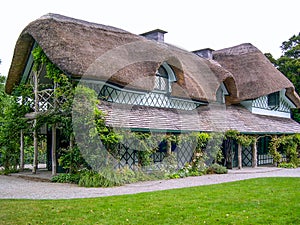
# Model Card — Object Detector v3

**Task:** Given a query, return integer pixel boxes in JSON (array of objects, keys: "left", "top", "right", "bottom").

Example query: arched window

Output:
[
  {"left": 154, "top": 62, "right": 176, "bottom": 93},
  {"left": 216, "top": 82, "right": 229, "bottom": 104}
]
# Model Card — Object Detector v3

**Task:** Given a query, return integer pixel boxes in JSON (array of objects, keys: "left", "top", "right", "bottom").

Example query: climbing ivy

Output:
[
  {"left": 225, "top": 130, "right": 254, "bottom": 147},
  {"left": 31, "top": 46, "right": 79, "bottom": 173},
  {"left": 32, "top": 46, "right": 74, "bottom": 127},
  {"left": 269, "top": 134, "right": 300, "bottom": 167}
]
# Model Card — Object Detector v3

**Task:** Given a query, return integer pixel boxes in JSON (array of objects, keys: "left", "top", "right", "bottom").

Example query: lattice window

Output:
[
  {"left": 151, "top": 151, "right": 167, "bottom": 163},
  {"left": 82, "top": 82, "right": 202, "bottom": 110},
  {"left": 278, "top": 97, "right": 290, "bottom": 112},
  {"left": 252, "top": 93, "right": 290, "bottom": 113},
  {"left": 242, "top": 146, "right": 252, "bottom": 167},
  {"left": 108, "top": 136, "right": 216, "bottom": 171},
  {"left": 79, "top": 61, "right": 204, "bottom": 110},
  {"left": 252, "top": 96, "right": 268, "bottom": 109},
  {"left": 38, "top": 89, "right": 54, "bottom": 111},
  {"left": 177, "top": 140, "right": 195, "bottom": 168}
]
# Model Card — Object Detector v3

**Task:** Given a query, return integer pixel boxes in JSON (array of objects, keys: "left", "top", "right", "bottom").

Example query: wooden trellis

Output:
[{"left": 38, "top": 89, "right": 54, "bottom": 111}]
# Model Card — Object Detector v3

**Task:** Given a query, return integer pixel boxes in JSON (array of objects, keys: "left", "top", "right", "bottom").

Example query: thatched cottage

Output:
[{"left": 5, "top": 14, "right": 300, "bottom": 172}]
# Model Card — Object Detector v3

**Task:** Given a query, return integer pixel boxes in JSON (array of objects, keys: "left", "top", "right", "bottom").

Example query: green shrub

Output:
[
  {"left": 0, "top": 168, "right": 19, "bottom": 175},
  {"left": 58, "top": 146, "right": 87, "bottom": 174},
  {"left": 168, "top": 173, "right": 180, "bottom": 179},
  {"left": 278, "top": 162, "right": 297, "bottom": 168},
  {"left": 206, "top": 163, "right": 228, "bottom": 174},
  {"left": 51, "top": 173, "right": 80, "bottom": 184},
  {"left": 116, "top": 166, "right": 137, "bottom": 183},
  {"left": 78, "top": 169, "right": 122, "bottom": 187},
  {"left": 167, "top": 162, "right": 206, "bottom": 179},
  {"left": 117, "top": 166, "right": 162, "bottom": 184}
]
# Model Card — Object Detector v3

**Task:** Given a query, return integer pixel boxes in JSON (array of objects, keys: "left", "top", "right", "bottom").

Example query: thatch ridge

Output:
[{"left": 39, "top": 13, "right": 130, "bottom": 34}]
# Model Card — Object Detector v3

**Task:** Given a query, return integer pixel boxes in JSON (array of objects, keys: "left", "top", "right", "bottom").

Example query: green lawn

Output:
[{"left": 1, "top": 177, "right": 299, "bottom": 225}]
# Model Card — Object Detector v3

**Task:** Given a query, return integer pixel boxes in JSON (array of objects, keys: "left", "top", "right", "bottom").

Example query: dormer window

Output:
[
  {"left": 154, "top": 66, "right": 168, "bottom": 91},
  {"left": 154, "top": 62, "right": 176, "bottom": 93},
  {"left": 216, "top": 83, "right": 229, "bottom": 104},
  {"left": 268, "top": 92, "right": 280, "bottom": 109}
]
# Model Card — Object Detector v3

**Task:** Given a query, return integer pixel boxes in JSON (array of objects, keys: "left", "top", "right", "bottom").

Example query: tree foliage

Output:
[{"left": 0, "top": 64, "right": 32, "bottom": 170}]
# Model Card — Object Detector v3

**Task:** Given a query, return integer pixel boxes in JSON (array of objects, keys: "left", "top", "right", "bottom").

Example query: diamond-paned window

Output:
[
  {"left": 81, "top": 62, "right": 205, "bottom": 110},
  {"left": 252, "top": 91, "right": 290, "bottom": 113}
]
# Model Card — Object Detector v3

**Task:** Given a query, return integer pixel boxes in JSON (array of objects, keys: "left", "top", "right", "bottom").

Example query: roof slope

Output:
[
  {"left": 99, "top": 101, "right": 300, "bottom": 134},
  {"left": 6, "top": 13, "right": 235, "bottom": 103},
  {"left": 213, "top": 43, "right": 300, "bottom": 106}
]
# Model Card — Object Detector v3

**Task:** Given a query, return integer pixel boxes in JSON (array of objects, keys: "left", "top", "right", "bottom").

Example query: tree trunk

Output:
[
  {"left": 252, "top": 139, "right": 258, "bottom": 168},
  {"left": 52, "top": 124, "right": 57, "bottom": 176},
  {"left": 238, "top": 143, "right": 242, "bottom": 169},
  {"left": 225, "top": 139, "right": 233, "bottom": 169},
  {"left": 166, "top": 138, "right": 172, "bottom": 156},
  {"left": 20, "top": 129, "right": 24, "bottom": 171}
]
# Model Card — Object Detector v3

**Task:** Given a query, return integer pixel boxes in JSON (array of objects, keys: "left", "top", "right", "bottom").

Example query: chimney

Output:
[
  {"left": 140, "top": 29, "right": 167, "bottom": 42},
  {"left": 193, "top": 48, "right": 214, "bottom": 59}
]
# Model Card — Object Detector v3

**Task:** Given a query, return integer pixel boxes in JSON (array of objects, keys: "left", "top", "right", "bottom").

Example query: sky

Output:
[{"left": 0, "top": 0, "right": 299, "bottom": 77}]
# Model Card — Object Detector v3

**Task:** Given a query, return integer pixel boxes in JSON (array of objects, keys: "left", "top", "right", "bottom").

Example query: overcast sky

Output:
[{"left": 0, "top": 0, "right": 299, "bottom": 77}]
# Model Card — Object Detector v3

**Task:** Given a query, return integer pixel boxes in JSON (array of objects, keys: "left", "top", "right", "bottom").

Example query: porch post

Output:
[
  {"left": 238, "top": 143, "right": 242, "bottom": 169},
  {"left": 33, "top": 122, "right": 38, "bottom": 173},
  {"left": 20, "top": 129, "right": 24, "bottom": 171},
  {"left": 51, "top": 123, "right": 57, "bottom": 176},
  {"left": 252, "top": 138, "right": 258, "bottom": 168},
  {"left": 51, "top": 82, "right": 58, "bottom": 176},
  {"left": 32, "top": 71, "right": 39, "bottom": 174}
]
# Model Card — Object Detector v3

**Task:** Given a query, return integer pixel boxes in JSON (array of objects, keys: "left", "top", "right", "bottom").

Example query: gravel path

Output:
[{"left": 1, "top": 167, "right": 299, "bottom": 199}]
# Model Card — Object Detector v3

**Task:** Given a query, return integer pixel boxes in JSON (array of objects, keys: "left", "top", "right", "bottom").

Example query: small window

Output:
[
  {"left": 268, "top": 92, "right": 280, "bottom": 108},
  {"left": 154, "top": 63, "right": 176, "bottom": 93},
  {"left": 216, "top": 83, "right": 228, "bottom": 104},
  {"left": 154, "top": 66, "right": 168, "bottom": 91}
]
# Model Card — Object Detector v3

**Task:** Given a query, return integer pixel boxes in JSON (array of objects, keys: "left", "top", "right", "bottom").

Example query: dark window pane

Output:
[
  {"left": 268, "top": 92, "right": 279, "bottom": 107},
  {"left": 158, "top": 66, "right": 168, "bottom": 78}
]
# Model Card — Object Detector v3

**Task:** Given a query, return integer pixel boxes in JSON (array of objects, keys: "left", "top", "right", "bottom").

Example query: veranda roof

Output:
[{"left": 98, "top": 101, "right": 300, "bottom": 134}]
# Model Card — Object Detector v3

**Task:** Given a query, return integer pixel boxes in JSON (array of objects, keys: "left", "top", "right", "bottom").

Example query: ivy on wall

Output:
[{"left": 269, "top": 134, "right": 300, "bottom": 166}]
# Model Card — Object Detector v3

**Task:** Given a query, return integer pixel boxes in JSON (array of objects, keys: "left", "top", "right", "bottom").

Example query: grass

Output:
[{"left": 0, "top": 177, "right": 300, "bottom": 224}]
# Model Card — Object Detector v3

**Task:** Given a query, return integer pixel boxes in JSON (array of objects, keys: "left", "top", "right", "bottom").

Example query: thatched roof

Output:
[
  {"left": 99, "top": 101, "right": 300, "bottom": 134},
  {"left": 6, "top": 13, "right": 299, "bottom": 108},
  {"left": 213, "top": 43, "right": 300, "bottom": 106},
  {"left": 6, "top": 13, "right": 235, "bottom": 103}
]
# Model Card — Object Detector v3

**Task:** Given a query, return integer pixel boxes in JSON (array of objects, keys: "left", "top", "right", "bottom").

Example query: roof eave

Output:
[{"left": 5, "top": 33, "right": 35, "bottom": 94}]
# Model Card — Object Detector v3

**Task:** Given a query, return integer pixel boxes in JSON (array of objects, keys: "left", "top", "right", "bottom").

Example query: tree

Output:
[
  {"left": 0, "top": 60, "right": 32, "bottom": 171},
  {"left": 265, "top": 32, "right": 300, "bottom": 122}
]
